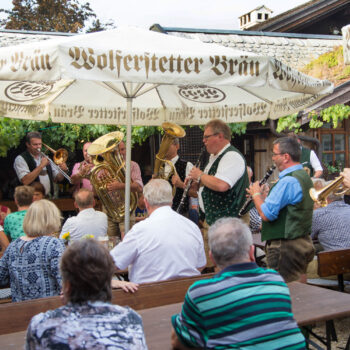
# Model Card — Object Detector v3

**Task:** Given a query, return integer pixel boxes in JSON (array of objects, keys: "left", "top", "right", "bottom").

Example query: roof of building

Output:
[
  {"left": 239, "top": 5, "right": 273, "bottom": 18},
  {"left": 247, "top": 0, "right": 350, "bottom": 32},
  {"left": 0, "top": 28, "right": 73, "bottom": 48},
  {"left": 150, "top": 24, "right": 342, "bottom": 70}
]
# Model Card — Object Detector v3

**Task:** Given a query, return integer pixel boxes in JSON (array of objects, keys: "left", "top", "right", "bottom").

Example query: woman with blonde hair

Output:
[{"left": 0, "top": 200, "right": 65, "bottom": 302}]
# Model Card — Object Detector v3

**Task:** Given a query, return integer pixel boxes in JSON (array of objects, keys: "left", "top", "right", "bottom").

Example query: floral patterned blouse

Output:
[
  {"left": 26, "top": 301, "right": 148, "bottom": 349},
  {"left": 0, "top": 236, "right": 65, "bottom": 302}
]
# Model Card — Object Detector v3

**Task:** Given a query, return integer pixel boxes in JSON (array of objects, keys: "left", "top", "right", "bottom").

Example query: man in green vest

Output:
[
  {"left": 14, "top": 131, "right": 68, "bottom": 197},
  {"left": 187, "top": 119, "right": 250, "bottom": 268},
  {"left": 248, "top": 137, "right": 315, "bottom": 282}
]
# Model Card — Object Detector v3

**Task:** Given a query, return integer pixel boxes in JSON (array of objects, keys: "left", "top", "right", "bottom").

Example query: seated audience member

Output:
[
  {"left": 26, "top": 239, "right": 147, "bottom": 350},
  {"left": 311, "top": 193, "right": 350, "bottom": 251},
  {"left": 60, "top": 189, "right": 107, "bottom": 242},
  {"left": 110, "top": 179, "right": 206, "bottom": 284},
  {"left": 171, "top": 218, "right": 306, "bottom": 350},
  {"left": 31, "top": 181, "right": 46, "bottom": 201},
  {"left": 0, "top": 200, "right": 65, "bottom": 302},
  {"left": 4, "top": 186, "right": 34, "bottom": 240},
  {"left": 0, "top": 203, "right": 11, "bottom": 226},
  {"left": 0, "top": 225, "right": 9, "bottom": 256}
]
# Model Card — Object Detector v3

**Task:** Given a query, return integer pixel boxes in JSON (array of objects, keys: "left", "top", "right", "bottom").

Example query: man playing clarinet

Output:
[{"left": 187, "top": 119, "right": 250, "bottom": 267}]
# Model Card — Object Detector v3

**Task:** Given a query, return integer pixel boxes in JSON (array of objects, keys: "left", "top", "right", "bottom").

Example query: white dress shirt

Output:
[
  {"left": 60, "top": 208, "right": 108, "bottom": 242},
  {"left": 14, "top": 154, "right": 59, "bottom": 195},
  {"left": 110, "top": 206, "right": 206, "bottom": 284},
  {"left": 198, "top": 144, "right": 245, "bottom": 212}
]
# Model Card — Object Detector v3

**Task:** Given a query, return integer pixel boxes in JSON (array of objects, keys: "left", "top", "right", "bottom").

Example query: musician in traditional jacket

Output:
[
  {"left": 14, "top": 132, "right": 68, "bottom": 197},
  {"left": 163, "top": 138, "right": 194, "bottom": 215},
  {"left": 247, "top": 137, "right": 315, "bottom": 283},
  {"left": 187, "top": 119, "right": 250, "bottom": 267}
]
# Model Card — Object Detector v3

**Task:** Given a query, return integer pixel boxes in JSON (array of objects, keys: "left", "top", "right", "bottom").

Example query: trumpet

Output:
[
  {"left": 39, "top": 143, "right": 72, "bottom": 184},
  {"left": 309, "top": 175, "right": 350, "bottom": 207}
]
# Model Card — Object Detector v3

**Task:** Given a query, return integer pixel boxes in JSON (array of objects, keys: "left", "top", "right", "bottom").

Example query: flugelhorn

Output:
[
  {"left": 309, "top": 175, "right": 350, "bottom": 207},
  {"left": 39, "top": 143, "right": 72, "bottom": 183}
]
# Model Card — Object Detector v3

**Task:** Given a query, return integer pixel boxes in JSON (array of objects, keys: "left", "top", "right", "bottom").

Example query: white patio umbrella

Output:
[{"left": 0, "top": 26, "right": 333, "bottom": 232}]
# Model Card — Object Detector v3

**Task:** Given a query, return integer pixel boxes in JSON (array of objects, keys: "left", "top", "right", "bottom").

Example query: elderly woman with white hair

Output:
[{"left": 0, "top": 199, "right": 65, "bottom": 302}]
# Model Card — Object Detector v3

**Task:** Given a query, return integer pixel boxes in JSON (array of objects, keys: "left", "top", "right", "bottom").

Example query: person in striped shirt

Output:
[{"left": 171, "top": 217, "right": 306, "bottom": 350}]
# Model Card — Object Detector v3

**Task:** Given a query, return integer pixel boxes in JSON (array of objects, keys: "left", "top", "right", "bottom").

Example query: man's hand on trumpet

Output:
[{"left": 340, "top": 168, "right": 350, "bottom": 189}]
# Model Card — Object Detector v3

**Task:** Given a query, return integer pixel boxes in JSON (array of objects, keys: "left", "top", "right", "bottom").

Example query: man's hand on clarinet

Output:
[{"left": 247, "top": 181, "right": 263, "bottom": 197}]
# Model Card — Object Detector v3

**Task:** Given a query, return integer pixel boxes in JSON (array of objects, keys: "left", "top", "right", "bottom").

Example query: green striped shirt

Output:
[{"left": 172, "top": 262, "right": 305, "bottom": 349}]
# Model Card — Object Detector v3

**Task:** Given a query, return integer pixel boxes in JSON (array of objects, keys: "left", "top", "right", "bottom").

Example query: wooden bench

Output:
[
  {"left": 317, "top": 248, "right": 350, "bottom": 292},
  {"left": 0, "top": 273, "right": 214, "bottom": 335}
]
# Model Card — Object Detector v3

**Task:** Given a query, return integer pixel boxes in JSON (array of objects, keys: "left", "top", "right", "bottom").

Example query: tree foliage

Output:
[
  {"left": 277, "top": 104, "right": 350, "bottom": 134},
  {"left": 0, "top": 0, "right": 114, "bottom": 33}
]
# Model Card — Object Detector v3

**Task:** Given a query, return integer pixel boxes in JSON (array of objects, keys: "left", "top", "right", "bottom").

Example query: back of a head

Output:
[
  {"left": 274, "top": 136, "right": 301, "bottom": 162},
  {"left": 60, "top": 239, "right": 115, "bottom": 303},
  {"left": 74, "top": 188, "right": 94, "bottom": 209},
  {"left": 143, "top": 179, "right": 172, "bottom": 207},
  {"left": 205, "top": 119, "right": 231, "bottom": 141},
  {"left": 14, "top": 185, "right": 34, "bottom": 207},
  {"left": 23, "top": 199, "right": 61, "bottom": 237},
  {"left": 208, "top": 217, "right": 253, "bottom": 268},
  {"left": 31, "top": 182, "right": 45, "bottom": 196}
]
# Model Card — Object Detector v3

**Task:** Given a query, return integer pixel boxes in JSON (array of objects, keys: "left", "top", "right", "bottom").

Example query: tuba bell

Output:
[
  {"left": 153, "top": 122, "right": 186, "bottom": 190},
  {"left": 309, "top": 175, "right": 350, "bottom": 207},
  {"left": 88, "top": 131, "right": 138, "bottom": 222}
]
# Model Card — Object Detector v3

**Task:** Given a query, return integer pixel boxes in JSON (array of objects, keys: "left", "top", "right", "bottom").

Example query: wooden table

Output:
[{"left": 1, "top": 283, "right": 350, "bottom": 350}]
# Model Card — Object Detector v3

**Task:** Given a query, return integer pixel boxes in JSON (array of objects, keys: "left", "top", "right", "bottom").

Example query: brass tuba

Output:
[
  {"left": 309, "top": 175, "right": 350, "bottom": 207},
  {"left": 88, "top": 131, "right": 137, "bottom": 222},
  {"left": 153, "top": 122, "right": 186, "bottom": 188}
]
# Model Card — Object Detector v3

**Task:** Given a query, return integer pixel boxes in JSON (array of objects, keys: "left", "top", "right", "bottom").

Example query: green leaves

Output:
[{"left": 276, "top": 113, "right": 301, "bottom": 133}]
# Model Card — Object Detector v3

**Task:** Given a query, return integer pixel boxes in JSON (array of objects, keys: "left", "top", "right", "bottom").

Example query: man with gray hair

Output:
[
  {"left": 247, "top": 136, "right": 314, "bottom": 282},
  {"left": 110, "top": 179, "right": 206, "bottom": 284},
  {"left": 171, "top": 217, "right": 306, "bottom": 350},
  {"left": 60, "top": 188, "right": 107, "bottom": 243}
]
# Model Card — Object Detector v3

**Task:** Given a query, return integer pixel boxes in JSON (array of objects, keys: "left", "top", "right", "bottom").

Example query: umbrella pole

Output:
[{"left": 124, "top": 96, "right": 132, "bottom": 234}]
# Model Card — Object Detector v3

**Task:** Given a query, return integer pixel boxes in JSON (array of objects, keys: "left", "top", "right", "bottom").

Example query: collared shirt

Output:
[
  {"left": 71, "top": 162, "right": 93, "bottom": 192},
  {"left": 110, "top": 206, "right": 206, "bottom": 284},
  {"left": 172, "top": 262, "right": 305, "bottom": 349},
  {"left": 14, "top": 154, "right": 59, "bottom": 195},
  {"left": 60, "top": 208, "right": 108, "bottom": 242},
  {"left": 130, "top": 160, "right": 144, "bottom": 189},
  {"left": 311, "top": 200, "right": 350, "bottom": 251},
  {"left": 261, "top": 164, "right": 303, "bottom": 221},
  {"left": 309, "top": 150, "right": 323, "bottom": 172},
  {"left": 199, "top": 144, "right": 245, "bottom": 212},
  {"left": 163, "top": 155, "right": 193, "bottom": 178}
]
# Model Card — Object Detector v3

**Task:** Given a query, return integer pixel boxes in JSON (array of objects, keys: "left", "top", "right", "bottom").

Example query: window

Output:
[
  {"left": 318, "top": 120, "right": 349, "bottom": 169},
  {"left": 257, "top": 13, "right": 262, "bottom": 20},
  {"left": 265, "top": 14, "right": 269, "bottom": 20}
]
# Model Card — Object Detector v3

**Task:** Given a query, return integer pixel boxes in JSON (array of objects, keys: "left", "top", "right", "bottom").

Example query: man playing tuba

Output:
[
  {"left": 88, "top": 133, "right": 143, "bottom": 240},
  {"left": 106, "top": 141, "right": 143, "bottom": 238}
]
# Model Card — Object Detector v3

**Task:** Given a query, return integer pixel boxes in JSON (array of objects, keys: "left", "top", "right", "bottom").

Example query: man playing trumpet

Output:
[
  {"left": 14, "top": 131, "right": 68, "bottom": 197},
  {"left": 71, "top": 142, "right": 94, "bottom": 194}
]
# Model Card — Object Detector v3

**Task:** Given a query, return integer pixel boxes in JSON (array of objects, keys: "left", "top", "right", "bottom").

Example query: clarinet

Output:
[
  {"left": 176, "top": 147, "right": 206, "bottom": 213},
  {"left": 238, "top": 165, "right": 276, "bottom": 218}
]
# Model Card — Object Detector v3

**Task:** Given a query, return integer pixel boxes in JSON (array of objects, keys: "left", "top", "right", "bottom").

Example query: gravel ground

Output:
[
  {"left": 310, "top": 317, "right": 350, "bottom": 349},
  {"left": 306, "top": 286, "right": 350, "bottom": 349}
]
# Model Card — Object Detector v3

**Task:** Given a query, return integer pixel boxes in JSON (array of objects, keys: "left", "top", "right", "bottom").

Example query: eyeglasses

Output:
[
  {"left": 272, "top": 152, "right": 285, "bottom": 157},
  {"left": 203, "top": 133, "right": 218, "bottom": 140}
]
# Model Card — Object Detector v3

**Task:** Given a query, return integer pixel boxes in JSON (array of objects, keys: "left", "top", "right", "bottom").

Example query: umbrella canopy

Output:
[
  {"left": 0, "top": 26, "right": 334, "bottom": 231},
  {"left": 0, "top": 26, "right": 333, "bottom": 125}
]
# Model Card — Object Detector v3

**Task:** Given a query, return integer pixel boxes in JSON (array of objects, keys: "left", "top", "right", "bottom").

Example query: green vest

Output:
[
  {"left": 262, "top": 169, "right": 313, "bottom": 241},
  {"left": 300, "top": 147, "right": 313, "bottom": 177},
  {"left": 201, "top": 145, "right": 249, "bottom": 225}
]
